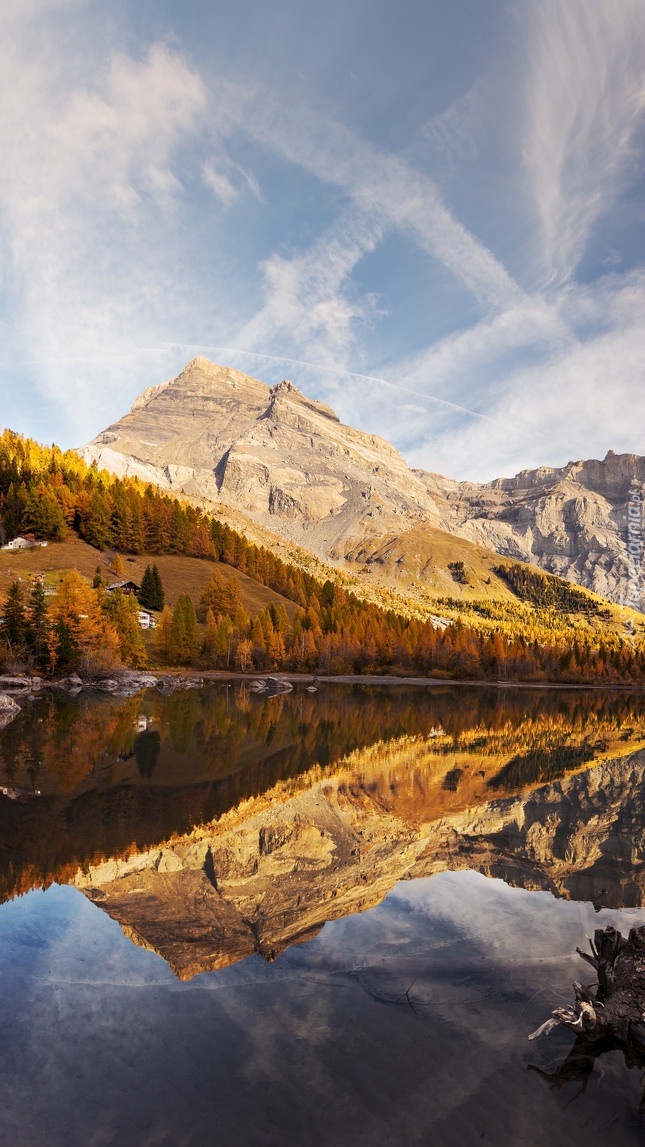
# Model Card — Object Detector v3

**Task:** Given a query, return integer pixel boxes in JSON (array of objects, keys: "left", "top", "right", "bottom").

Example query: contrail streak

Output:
[{"left": 162, "top": 341, "right": 509, "bottom": 428}]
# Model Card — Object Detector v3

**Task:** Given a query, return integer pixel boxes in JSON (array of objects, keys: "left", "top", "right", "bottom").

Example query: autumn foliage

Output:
[{"left": 0, "top": 428, "right": 643, "bottom": 683}]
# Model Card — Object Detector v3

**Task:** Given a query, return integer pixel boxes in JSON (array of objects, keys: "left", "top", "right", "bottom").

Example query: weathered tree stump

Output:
[{"left": 530, "top": 925, "right": 645, "bottom": 1059}]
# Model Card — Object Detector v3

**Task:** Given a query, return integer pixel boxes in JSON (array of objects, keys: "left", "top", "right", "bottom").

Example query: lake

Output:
[{"left": 1, "top": 681, "right": 645, "bottom": 1145}]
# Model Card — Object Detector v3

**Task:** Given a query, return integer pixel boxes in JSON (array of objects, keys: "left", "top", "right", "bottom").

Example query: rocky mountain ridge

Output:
[
  {"left": 418, "top": 451, "right": 645, "bottom": 605},
  {"left": 80, "top": 358, "right": 645, "bottom": 607}
]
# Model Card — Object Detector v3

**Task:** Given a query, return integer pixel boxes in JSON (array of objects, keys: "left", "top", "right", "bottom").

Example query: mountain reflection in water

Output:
[
  {"left": 2, "top": 684, "right": 645, "bottom": 978},
  {"left": 4, "top": 683, "right": 645, "bottom": 1145}
]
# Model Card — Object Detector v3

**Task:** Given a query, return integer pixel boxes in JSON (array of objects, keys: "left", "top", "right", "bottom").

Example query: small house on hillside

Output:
[
  {"left": 1, "top": 535, "right": 48, "bottom": 552},
  {"left": 137, "top": 610, "right": 156, "bottom": 629},
  {"left": 3, "top": 536, "right": 32, "bottom": 551},
  {"left": 106, "top": 580, "right": 140, "bottom": 596}
]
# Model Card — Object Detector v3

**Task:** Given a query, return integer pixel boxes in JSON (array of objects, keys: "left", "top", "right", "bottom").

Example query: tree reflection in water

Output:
[{"left": 0, "top": 682, "right": 644, "bottom": 911}]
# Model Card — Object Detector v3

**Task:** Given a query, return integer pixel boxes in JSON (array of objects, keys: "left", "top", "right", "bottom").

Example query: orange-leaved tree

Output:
[{"left": 48, "top": 571, "right": 121, "bottom": 675}]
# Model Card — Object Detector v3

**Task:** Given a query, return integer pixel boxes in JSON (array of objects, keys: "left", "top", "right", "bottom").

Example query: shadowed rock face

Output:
[
  {"left": 418, "top": 452, "right": 645, "bottom": 606},
  {"left": 80, "top": 358, "right": 644, "bottom": 605},
  {"left": 74, "top": 744, "right": 645, "bottom": 980}
]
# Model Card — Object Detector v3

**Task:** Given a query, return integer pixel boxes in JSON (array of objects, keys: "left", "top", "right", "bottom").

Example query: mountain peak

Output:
[
  {"left": 270, "top": 378, "right": 297, "bottom": 395},
  {"left": 265, "top": 377, "right": 340, "bottom": 424},
  {"left": 80, "top": 359, "right": 645, "bottom": 609}
]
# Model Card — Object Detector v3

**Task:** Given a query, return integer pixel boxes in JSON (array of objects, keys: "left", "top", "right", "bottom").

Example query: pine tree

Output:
[
  {"left": 139, "top": 563, "right": 165, "bottom": 610},
  {"left": 167, "top": 594, "right": 200, "bottom": 666},
  {"left": 154, "top": 606, "right": 173, "bottom": 662},
  {"left": 48, "top": 571, "right": 121, "bottom": 674},
  {"left": 103, "top": 589, "right": 147, "bottom": 668},
  {"left": 199, "top": 569, "right": 227, "bottom": 619},
  {"left": 84, "top": 490, "right": 113, "bottom": 550},
  {"left": 139, "top": 565, "right": 156, "bottom": 609},
  {"left": 92, "top": 565, "right": 104, "bottom": 589},
  {"left": 27, "top": 579, "right": 50, "bottom": 667},
  {"left": 2, "top": 580, "right": 28, "bottom": 650},
  {"left": 25, "top": 484, "right": 67, "bottom": 541},
  {"left": 111, "top": 553, "right": 125, "bottom": 578},
  {"left": 199, "top": 570, "right": 242, "bottom": 619},
  {"left": 201, "top": 607, "right": 220, "bottom": 668},
  {"left": 152, "top": 565, "right": 164, "bottom": 610}
]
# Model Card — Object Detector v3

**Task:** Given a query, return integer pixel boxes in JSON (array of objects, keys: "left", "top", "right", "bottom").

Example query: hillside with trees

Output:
[{"left": 0, "top": 428, "right": 644, "bottom": 684}]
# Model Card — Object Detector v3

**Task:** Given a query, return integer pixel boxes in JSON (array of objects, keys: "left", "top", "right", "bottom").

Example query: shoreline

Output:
[
  {"left": 160, "top": 668, "right": 645, "bottom": 693},
  {"left": 1, "top": 668, "right": 644, "bottom": 699}
]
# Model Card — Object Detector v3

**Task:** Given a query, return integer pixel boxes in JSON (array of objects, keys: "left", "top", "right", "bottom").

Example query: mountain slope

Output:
[
  {"left": 81, "top": 358, "right": 445, "bottom": 550},
  {"left": 81, "top": 358, "right": 645, "bottom": 608},
  {"left": 418, "top": 452, "right": 645, "bottom": 607}
]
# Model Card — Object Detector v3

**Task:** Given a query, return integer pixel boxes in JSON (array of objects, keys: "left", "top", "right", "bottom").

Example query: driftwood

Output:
[{"left": 529, "top": 925, "right": 645, "bottom": 1086}]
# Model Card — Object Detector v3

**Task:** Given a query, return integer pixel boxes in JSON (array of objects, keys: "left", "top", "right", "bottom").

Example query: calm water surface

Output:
[{"left": 1, "top": 682, "right": 645, "bottom": 1146}]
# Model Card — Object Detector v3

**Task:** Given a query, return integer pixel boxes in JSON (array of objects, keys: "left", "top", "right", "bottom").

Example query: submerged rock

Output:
[{"left": 92, "top": 672, "right": 160, "bottom": 697}]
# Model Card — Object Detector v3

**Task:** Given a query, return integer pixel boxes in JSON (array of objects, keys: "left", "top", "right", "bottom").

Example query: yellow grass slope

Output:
[{"left": 0, "top": 535, "right": 300, "bottom": 620}]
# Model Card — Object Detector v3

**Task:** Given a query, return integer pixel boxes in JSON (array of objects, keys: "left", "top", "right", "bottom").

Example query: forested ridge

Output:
[
  {"left": 494, "top": 563, "right": 606, "bottom": 615},
  {"left": 0, "top": 428, "right": 643, "bottom": 683}
]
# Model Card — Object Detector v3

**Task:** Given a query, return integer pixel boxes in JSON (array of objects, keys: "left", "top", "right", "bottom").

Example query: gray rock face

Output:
[
  {"left": 418, "top": 451, "right": 645, "bottom": 607},
  {"left": 80, "top": 358, "right": 645, "bottom": 606},
  {"left": 79, "top": 358, "right": 445, "bottom": 557}
]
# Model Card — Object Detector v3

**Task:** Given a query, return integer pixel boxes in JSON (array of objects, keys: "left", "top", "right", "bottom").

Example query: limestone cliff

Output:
[
  {"left": 80, "top": 358, "right": 442, "bottom": 551},
  {"left": 80, "top": 358, "right": 645, "bottom": 606},
  {"left": 418, "top": 452, "right": 645, "bottom": 607}
]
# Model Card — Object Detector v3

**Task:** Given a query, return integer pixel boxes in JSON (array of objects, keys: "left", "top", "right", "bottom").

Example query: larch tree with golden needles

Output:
[{"left": 48, "top": 571, "right": 121, "bottom": 675}]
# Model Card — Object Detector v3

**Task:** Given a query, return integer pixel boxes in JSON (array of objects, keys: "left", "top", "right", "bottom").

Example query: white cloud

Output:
[
  {"left": 202, "top": 158, "right": 261, "bottom": 208},
  {"left": 418, "top": 82, "right": 485, "bottom": 170},
  {"left": 522, "top": 0, "right": 645, "bottom": 285},
  {"left": 236, "top": 209, "right": 386, "bottom": 366},
  {"left": 0, "top": 14, "right": 210, "bottom": 437},
  {"left": 1, "top": 1, "right": 644, "bottom": 488},
  {"left": 390, "top": 294, "right": 573, "bottom": 398},
  {"left": 402, "top": 273, "right": 645, "bottom": 479},
  {"left": 225, "top": 82, "right": 524, "bottom": 311}
]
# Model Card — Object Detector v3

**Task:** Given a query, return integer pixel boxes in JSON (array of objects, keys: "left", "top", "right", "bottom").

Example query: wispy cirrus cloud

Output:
[
  {"left": 202, "top": 158, "right": 262, "bottom": 208},
  {"left": 523, "top": 0, "right": 645, "bottom": 286},
  {"left": 399, "top": 271, "right": 645, "bottom": 479},
  {"left": 235, "top": 209, "right": 386, "bottom": 366},
  {"left": 223, "top": 81, "right": 524, "bottom": 312},
  {"left": 2, "top": 0, "right": 644, "bottom": 486},
  {"left": 0, "top": 9, "right": 213, "bottom": 437}
]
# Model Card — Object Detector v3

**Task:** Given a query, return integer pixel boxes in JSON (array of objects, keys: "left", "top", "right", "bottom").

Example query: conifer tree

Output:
[
  {"left": 111, "top": 553, "right": 125, "bottom": 578},
  {"left": 201, "top": 608, "right": 220, "bottom": 668},
  {"left": 25, "top": 484, "right": 67, "bottom": 541},
  {"left": 139, "top": 564, "right": 165, "bottom": 611},
  {"left": 27, "top": 579, "right": 50, "bottom": 667},
  {"left": 103, "top": 589, "right": 147, "bottom": 668},
  {"left": 154, "top": 606, "right": 173, "bottom": 663},
  {"left": 2, "top": 580, "right": 28, "bottom": 650},
  {"left": 84, "top": 490, "right": 113, "bottom": 550},
  {"left": 199, "top": 570, "right": 242, "bottom": 619},
  {"left": 168, "top": 594, "right": 200, "bottom": 666},
  {"left": 152, "top": 564, "right": 164, "bottom": 610},
  {"left": 139, "top": 565, "right": 155, "bottom": 609},
  {"left": 48, "top": 571, "right": 121, "bottom": 674}
]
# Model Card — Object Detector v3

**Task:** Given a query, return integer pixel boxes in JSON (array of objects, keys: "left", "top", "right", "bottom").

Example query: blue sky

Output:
[{"left": 1, "top": 0, "right": 645, "bottom": 480}]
